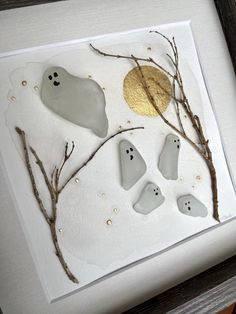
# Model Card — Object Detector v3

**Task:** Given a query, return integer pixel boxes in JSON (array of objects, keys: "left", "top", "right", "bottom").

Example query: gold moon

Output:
[{"left": 123, "top": 65, "right": 172, "bottom": 117}]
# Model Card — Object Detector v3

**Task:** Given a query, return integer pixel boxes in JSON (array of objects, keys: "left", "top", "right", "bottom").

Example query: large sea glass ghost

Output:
[
  {"left": 119, "top": 140, "right": 146, "bottom": 190},
  {"left": 134, "top": 182, "right": 165, "bottom": 215},
  {"left": 177, "top": 194, "right": 208, "bottom": 217},
  {"left": 158, "top": 134, "right": 180, "bottom": 180},
  {"left": 41, "top": 66, "right": 108, "bottom": 137}
]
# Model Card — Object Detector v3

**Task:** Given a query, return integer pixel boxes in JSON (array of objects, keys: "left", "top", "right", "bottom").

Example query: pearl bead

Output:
[{"left": 106, "top": 219, "right": 112, "bottom": 226}]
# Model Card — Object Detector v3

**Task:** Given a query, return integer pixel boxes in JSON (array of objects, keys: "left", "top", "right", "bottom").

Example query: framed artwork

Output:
[{"left": 0, "top": 0, "right": 235, "bottom": 313}]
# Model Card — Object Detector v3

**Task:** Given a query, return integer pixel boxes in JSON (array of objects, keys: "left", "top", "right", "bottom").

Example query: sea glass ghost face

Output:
[
  {"left": 177, "top": 194, "right": 208, "bottom": 217},
  {"left": 41, "top": 66, "right": 108, "bottom": 138},
  {"left": 158, "top": 133, "right": 180, "bottom": 180},
  {"left": 134, "top": 182, "right": 165, "bottom": 215},
  {"left": 119, "top": 140, "right": 146, "bottom": 190}
]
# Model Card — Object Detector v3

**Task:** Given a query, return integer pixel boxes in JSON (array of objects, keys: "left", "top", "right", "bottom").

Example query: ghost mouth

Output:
[{"left": 53, "top": 81, "right": 60, "bottom": 86}]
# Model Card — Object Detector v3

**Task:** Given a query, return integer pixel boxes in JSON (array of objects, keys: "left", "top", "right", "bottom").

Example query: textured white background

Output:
[
  {"left": 1, "top": 22, "right": 236, "bottom": 300},
  {"left": 0, "top": 0, "right": 236, "bottom": 313}
]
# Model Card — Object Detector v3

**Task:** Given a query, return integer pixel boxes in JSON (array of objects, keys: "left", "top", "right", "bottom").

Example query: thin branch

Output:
[
  {"left": 59, "top": 126, "right": 144, "bottom": 193},
  {"left": 90, "top": 43, "right": 174, "bottom": 78},
  {"left": 49, "top": 141, "right": 76, "bottom": 202},
  {"left": 16, "top": 127, "right": 79, "bottom": 283},
  {"left": 15, "top": 127, "right": 51, "bottom": 225},
  {"left": 193, "top": 115, "right": 208, "bottom": 156},
  {"left": 149, "top": 30, "right": 174, "bottom": 50},
  {"left": 148, "top": 76, "right": 182, "bottom": 103},
  {"left": 50, "top": 222, "right": 79, "bottom": 283},
  {"left": 30, "top": 146, "right": 56, "bottom": 202},
  {"left": 50, "top": 166, "right": 56, "bottom": 189},
  {"left": 173, "top": 79, "right": 185, "bottom": 135},
  {"left": 58, "top": 141, "right": 75, "bottom": 179},
  {"left": 29, "top": 146, "right": 58, "bottom": 220},
  {"left": 132, "top": 56, "right": 203, "bottom": 156}
]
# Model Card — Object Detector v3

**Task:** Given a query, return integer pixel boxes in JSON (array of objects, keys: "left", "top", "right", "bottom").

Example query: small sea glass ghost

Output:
[
  {"left": 177, "top": 194, "right": 208, "bottom": 217},
  {"left": 119, "top": 140, "right": 146, "bottom": 190},
  {"left": 41, "top": 66, "right": 108, "bottom": 137},
  {"left": 133, "top": 182, "right": 165, "bottom": 215},
  {"left": 158, "top": 133, "right": 180, "bottom": 180}
]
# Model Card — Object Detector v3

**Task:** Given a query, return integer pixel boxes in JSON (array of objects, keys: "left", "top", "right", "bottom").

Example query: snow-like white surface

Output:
[{"left": 0, "top": 21, "right": 235, "bottom": 301}]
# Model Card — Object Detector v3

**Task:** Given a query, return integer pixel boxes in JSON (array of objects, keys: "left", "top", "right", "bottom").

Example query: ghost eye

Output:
[
  {"left": 174, "top": 140, "right": 176, "bottom": 142},
  {"left": 54, "top": 72, "right": 58, "bottom": 77},
  {"left": 48, "top": 75, "right": 52, "bottom": 80}
]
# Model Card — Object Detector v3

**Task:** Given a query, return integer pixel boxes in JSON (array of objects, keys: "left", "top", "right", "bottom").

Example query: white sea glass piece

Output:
[
  {"left": 41, "top": 66, "right": 108, "bottom": 137},
  {"left": 134, "top": 182, "right": 165, "bottom": 215},
  {"left": 177, "top": 194, "right": 208, "bottom": 217},
  {"left": 158, "top": 133, "right": 180, "bottom": 180},
  {"left": 119, "top": 140, "right": 147, "bottom": 190}
]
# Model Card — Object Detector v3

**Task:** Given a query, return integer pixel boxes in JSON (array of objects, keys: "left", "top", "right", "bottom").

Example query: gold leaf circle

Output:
[{"left": 123, "top": 65, "right": 172, "bottom": 117}]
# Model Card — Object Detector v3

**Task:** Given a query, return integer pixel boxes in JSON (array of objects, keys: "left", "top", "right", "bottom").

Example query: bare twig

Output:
[
  {"left": 16, "top": 127, "right": 79, "bottom": 283},
  {"left": 50, "top": 166, "right": 56, "bottom": 189},
  {"left": 90, "top": 43, "right": 174, "bottom": 79},
  {"left": 30, "top": 146, "right": 56, "bottom": 203},
  {"left": 50, "top": 221, "right": 79, "bottom": 283},
  {"left": 132, "top": 56, "right": 204, "bottom": 156},
  {"left": 173, "top": 80, "right": 185, "bottom": 135},
  {"left": 57, "top": 142, "right": 75, "bottom": 183}
]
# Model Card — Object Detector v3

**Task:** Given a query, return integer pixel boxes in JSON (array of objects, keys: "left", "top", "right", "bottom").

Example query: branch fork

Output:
[
  {"left": 90, "top": 31, "right": 219, "bottom": 222},
  {"left": 16, "top": 126, "right": 144, "bottom": 283}
]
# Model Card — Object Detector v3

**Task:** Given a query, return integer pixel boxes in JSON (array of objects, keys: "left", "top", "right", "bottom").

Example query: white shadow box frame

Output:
[{"left": 0, "top": 0, "right": 235, "bottom": 313}]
